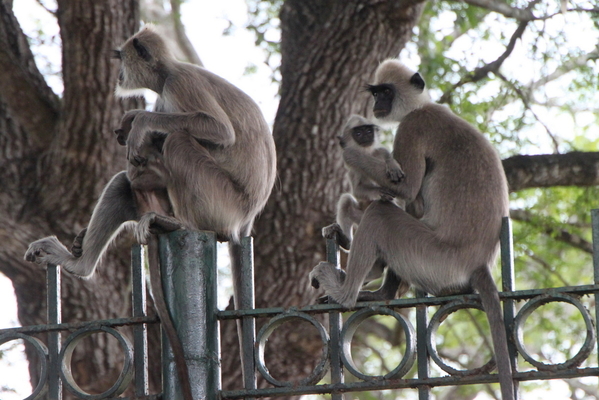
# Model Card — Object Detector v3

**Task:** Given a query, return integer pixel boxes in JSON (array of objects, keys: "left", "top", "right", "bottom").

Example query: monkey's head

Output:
[
  {"left": 367, "top": 60, "right": 431, "bottom": 122},
  {"left": 113, "top": 25, "right": 174, "bottom": 97},
  {"left": 338, "top": 115, "right": 379, "bottom": 149}
]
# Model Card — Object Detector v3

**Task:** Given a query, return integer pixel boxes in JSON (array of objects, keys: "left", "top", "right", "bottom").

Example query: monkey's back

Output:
[
  {"left": 158, "top": 63, "right": 276, "bottom": 238},
  {"left": 395, "top": 103, "right": 509, "bottom": 266}
]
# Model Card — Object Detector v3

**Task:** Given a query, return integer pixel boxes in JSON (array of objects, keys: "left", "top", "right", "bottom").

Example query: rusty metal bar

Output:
[
  {"left": 240, "top": 236, "right": 257, "bottom": 397},
  {"left": 326, "top": 238, "right": 344, "bottom": 400},
  {"left": 47, "top": 263, "right": 62, "bottom": 400},
  {"left": 131, "top": 244, "right": 149, "bottom": 397},
  {"left": 591, "top": 209, "right": 599, "bottom": 368},
  {"left": 159, "top": 230, "right": 220, "bottom": 399},
  {"left": 500, "top": 216, "right": 519, "bottom": 398},
  {"left": 415, "top": 289, "right": 430, "bottom": 400},
  {"left": 220, "top": 365, "right": 599, "bottom": 399}
]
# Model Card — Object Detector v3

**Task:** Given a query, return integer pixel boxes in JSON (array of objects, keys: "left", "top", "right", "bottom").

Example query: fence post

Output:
[
  {"left": 591, "top": 209, "right": 599, "bottom": 368},
  {"left": 47, "top": 264, "right": 62, "bottom": 400},
  {"left": 326, "top": 238, "right": 344, "bottom": 400},
  {"left": 159, "top": 230, "right": 220, "bottom": 399}
]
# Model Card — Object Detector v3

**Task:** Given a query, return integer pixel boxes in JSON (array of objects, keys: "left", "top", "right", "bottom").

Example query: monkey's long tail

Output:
[
  {"left": 470, "top": 265, "right": 515, "bottom": 400},
  {"left": 148, "top": 234, "right": 194, "bottom": 400}
]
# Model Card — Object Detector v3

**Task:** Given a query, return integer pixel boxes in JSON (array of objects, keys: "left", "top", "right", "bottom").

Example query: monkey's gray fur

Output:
[
  {"left": 310, "top": 59, "right": 514, "bottom": 400},
  {"left": 25, "top": 25, "right": 277, "bottom": 398},
  {"left": 323, "top": 114, "right": 404, "bottom": 249},
  {"left": 25, "top": 24, "right": 276, "bottom": 280}
]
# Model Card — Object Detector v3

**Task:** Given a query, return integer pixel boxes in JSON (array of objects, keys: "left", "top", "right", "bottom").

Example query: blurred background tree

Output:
[{"left": 0, "top": 0, "right": 597, "bottom": 399}]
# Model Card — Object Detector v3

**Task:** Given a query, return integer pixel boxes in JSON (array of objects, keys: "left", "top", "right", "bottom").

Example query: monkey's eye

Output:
[{"left": 383, "top": 88, "right": 392, "bottom": 96}]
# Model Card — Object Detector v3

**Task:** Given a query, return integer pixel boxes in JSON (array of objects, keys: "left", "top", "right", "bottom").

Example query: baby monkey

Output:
[
  {"left": 323, "top": 114, "right": 404, "bottom": 250},
  {"left": 319, "top": 115, "right": 408, "bottom": 302}
]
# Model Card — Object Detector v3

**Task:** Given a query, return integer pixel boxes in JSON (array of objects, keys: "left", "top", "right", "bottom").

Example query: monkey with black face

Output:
[
  {"left": 25, "top": 25, "right": 277, "bottom": 399},
  {"left": 310, "top": 60, "right": 514, "bottom": 399},
  {"left": 323, "top": 114, "right": 404, "bottom": 250}
]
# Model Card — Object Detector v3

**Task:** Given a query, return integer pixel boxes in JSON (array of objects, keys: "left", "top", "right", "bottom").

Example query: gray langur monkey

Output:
[
  {"left": 310, "top": 60, "right": 514, "bottom": 400},
  {"left": 322, "top": 114, "right": 405, "bottom": 250},
  {"left": 25, "top": 25, "right": 277, "bottom": 400}
]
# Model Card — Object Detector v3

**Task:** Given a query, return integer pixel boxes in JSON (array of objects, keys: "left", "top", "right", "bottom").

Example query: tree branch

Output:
[
  {"left": 439, "top": 19, "right": 528, "bottom": 104},
  {"left": 503, "top": 152, "right": 599, "bottom": 192},
  {"left": 447, "top": 0, "right": 535, "bottom": 21},
  {"left": 510, "top": 209, "right": 593, "bottom": 254},
  {"left": 0, "top": 1, "right": 59, "bottom": 145}
]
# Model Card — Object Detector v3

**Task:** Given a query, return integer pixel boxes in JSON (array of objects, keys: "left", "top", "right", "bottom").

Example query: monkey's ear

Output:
[
  {"left": 133, "top": 38, "right": 152, "bottom": 61},
  {"left": 410, "top": 73, "right": 425, "bottom": 92}
]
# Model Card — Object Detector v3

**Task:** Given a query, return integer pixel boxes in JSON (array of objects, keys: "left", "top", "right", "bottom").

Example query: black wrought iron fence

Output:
[{"left": 1, "top": 212, "right": 599, "bottom": 399}]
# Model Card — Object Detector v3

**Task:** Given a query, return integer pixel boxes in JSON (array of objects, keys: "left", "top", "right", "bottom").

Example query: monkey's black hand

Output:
[
  {"left": 322, "top": 223, "right": 351, "bottom": 250},
  {"left": 115, "top": 109, "right": 145, "bottom": 146},
  {"left": 71, "top": 228, "right": 87, "bottom": 258},
  {"left": 386, "top": 165, "right": 405, "bottom": 184},
  {"left": 379, "top": 188, "right": 399, "bottom": 202}
]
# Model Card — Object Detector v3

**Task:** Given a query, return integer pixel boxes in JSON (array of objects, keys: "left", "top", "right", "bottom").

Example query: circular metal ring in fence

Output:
[
  {"left": 59, "top": 326, "right": 134, "bottom": 399},
  {"left": 514, "top": 293, "right": 595, "bottom": 371},
  {"left": 0, "top": 333, "right": 48, "bottom": 400},
  {"left": 340, "top": 306, "right": 416, "bottom": 381},
  {"left": 427, "top": 299, "right": 497, "bottom": 376},
  {"left": 255, "top": 311, "right": 330, "bottom": 387}
]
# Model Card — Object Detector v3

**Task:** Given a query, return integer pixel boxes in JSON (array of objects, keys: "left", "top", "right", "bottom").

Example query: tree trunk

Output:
[
  {"left": 0, "top": 0, "right": 163, "bottom": 396},
  {"left": 220, "top": 0, "right": 427, "bottom": 391}
]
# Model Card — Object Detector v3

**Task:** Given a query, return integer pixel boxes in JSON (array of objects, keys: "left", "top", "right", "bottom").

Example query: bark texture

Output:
[
  {"left": 0, "top": 0, "right": 163, "bottom": 396},
  {"left": 220, "top": 0, "right": 427, "bottom": 392}
]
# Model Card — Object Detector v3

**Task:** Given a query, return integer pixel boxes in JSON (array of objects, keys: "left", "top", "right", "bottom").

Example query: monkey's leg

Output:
[
  {"left": 356, "top": 266, "right": 409, "bottom": 302},
  {"left": 25, "top": 171, "right": 137, "bottom": 277}
]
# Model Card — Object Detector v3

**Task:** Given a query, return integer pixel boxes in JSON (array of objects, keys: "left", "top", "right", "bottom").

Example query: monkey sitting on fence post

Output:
[
  {"left": 25, "top": 24, "right": 277, "bottom": 400},
  {"left": 310, "top": 60, "right": 514, "bottom": 400}
]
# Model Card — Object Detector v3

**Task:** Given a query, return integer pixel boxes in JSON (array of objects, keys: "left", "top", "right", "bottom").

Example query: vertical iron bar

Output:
[
  {"left": 47, "top": 264, "right": 62, "bottom": 400},
  {"left": 240, "top": 236, "right": 257, "bottom": 397},
  {"left": 415, "top": 289, "right": 430, "bottom": 400},
  {"left": 500, "top": 216, "right": 519, "bottom": 399},
  {"left": 326, "top": 238, "right": 344, "bottom": 400},
  {"left": 160, "top": 230, "right": 220, "bottom": 399},
  {"left": 591, "top": 209, "right": 599, "bottom": 369},
  {"left": 131, "top": 244, "right": 149, "bottom": 396}
]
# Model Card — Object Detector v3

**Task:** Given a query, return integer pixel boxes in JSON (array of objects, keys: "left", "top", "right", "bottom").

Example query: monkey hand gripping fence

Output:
[{"left": 3, "top": 213, "right": 599, "bottom": 399}]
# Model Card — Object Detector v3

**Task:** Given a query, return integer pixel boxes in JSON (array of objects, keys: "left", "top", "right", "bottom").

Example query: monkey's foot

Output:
[
  {"left": 71, "top": 228, "right": 87, "bottom": 258},
  {"left": 24, "top": 236, "right": 71, "bottom": 266},
  {"left": 135, "top": 212, "right": 184, "bottom": 245},
  {"left": 386, "top": 165, "right": 405, "bottom": 184},
  {"left": 321, "top": 223, "right": 351, "bottom": 250},
  {"left": 309, "top": 261, "right": 348, "bottom": 304}
]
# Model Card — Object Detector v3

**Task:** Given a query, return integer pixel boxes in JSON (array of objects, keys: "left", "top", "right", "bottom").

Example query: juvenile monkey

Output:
[
  {"left": 323, "top": 114, "right": 404, "bottom": 250},
  {"left": 310, "top": 60, "right": 514, "bottom": 399},
  {"left": 25, "top": 25, "right": 277, "bottom": 398}
]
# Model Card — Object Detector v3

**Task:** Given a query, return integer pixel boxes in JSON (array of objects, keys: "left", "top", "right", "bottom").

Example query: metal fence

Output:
[{"left": 1, "top": 212, "right": 599, "bottom": 399}]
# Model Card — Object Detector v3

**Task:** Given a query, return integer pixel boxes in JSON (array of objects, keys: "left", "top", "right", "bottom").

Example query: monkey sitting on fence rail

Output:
[{"left": 310, "top": 60, "right": 514, "bottom": 400}]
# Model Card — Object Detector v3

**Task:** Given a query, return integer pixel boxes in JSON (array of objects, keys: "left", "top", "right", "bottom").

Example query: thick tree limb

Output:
[
  {"left": 503, "top": 152, "right": 599, "bottom": 192},
  {"left": 0, "top": 1, "right": 59, "bottom": 145}
]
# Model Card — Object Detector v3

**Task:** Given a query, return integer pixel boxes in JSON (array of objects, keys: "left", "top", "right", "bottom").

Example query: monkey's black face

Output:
[
  {"left": 351, "top": 125, "right": 376, "bottom": 147},
  {"left": 367, "top": 84, "right": 395, "bottom": 118}
]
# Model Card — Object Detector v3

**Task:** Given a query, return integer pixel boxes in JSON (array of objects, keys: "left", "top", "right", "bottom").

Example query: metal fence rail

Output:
[{"left": 2, "top": 212, "right": 599, "bottom": 399}]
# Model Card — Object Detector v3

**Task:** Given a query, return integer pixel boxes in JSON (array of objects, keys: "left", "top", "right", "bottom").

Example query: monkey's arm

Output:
[
  {"left": 123, "top": 108, "right": 235, "bottom": 165},
  {"left": 371, "top": 148, "right": 405, "bottom": 184}
]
